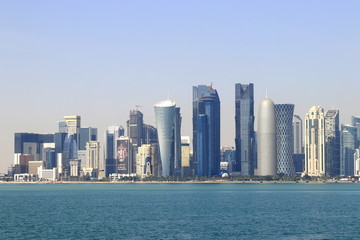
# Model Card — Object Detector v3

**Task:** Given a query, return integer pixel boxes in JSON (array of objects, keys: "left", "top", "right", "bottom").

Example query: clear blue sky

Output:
[{"left": 1, "top": 0, "right": 359, "bottom": 172}]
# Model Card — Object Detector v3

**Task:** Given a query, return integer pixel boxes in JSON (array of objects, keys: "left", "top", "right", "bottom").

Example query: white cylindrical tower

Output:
[
  {"left": 257, "top": 98, "right": 277, "bottom": 176},
  {"left": 154, "top": 100, "right": 176, "bottom": 177}
]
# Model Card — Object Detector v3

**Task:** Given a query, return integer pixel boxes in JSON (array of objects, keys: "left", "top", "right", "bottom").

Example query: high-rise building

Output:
[
  {"left": 293, "top": 115, "right": 303, "bottom": 154},
  {"left": 235, "top": 83, "right": 255, "bottom": 175},
  {"left": 181, "top": 136, "right": 191, "bottom": 177},
  {"left": 340, "top": 124, "right": 357, "bottom": 176},
  {"left": 354, "top": 148, "right": 360, "bottom": 176},
  {"left": 304, "top": 106, "right": 325, "bottom": 177},
  {"left": 62, "top": 134, "right": 78, "bottom": 176},
  {"left": 221, "top": 146, "right": 236, "bottom": 173},
  {"left": 14, "top": 133, "right": 54, "bottom": 165},
  {"left": 78, "top": 127, "right": 98, "bottom": 151},
  {"left": 64, "top": 116, "right": 81, "bottom": 135},
  {"left": 117, "top": 136, "right": 132, "bottom": 174},
  {"left": 143, "top": 124, "right": 158, "bottom": 144},
  {"left": 85, "top": 141, "right": 100, "bottom": 169},
  {"left": 127, "top": 110, "right": 144, "bottom": 147},
  {"left": 193, "top": 84, "right": 221, "bottom": 176},
  {"left": 257, "top": 97, "right": 276, "bottom": 176},
  {"left": 173, "top": 107, "right": 182, "bottom": 176},
  {"left": 352, "top": 116, "right": 360, "bottom": 143},
  {"left": 58, "top": 121, "right": 68, "bottom": 133},
  {"left": 136, "top": 144, "right": 156, "bottom": 179},
  {"left": 324, "top": 110, "right": 340, "bottom": 177},
  {"left": 105, "top": 125, "right": 124, "bottom": 176},
  {"left": 127, "top": 110, "right": 144, "bottom": 173},
  {"left": 154, "top": 100, "right": 176, "bottom": 177},
  {"left": 275, "top": 104, "right": 295, "bottom": 176}
]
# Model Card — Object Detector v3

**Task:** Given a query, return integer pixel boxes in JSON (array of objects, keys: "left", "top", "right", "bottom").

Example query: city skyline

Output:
[{"left": 1, "top": 1, "right": 360, "bottom": 172}]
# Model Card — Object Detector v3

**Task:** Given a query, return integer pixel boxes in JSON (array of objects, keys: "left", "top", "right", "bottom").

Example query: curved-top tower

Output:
[
  {"left": 154, "top": 100, "right": 176, "bottom": 177},
  {"left": 257, "top": 98, "right": 276, "bottom": 176}
]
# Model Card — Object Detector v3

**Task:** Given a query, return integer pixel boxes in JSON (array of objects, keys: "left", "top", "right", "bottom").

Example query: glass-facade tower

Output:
[
  {"left": 235, "top": 83, "right": 255, "bottom": 175},
  {"left": 340, "top": 125, "right": 357, "bottom": 176},
  {"left": 193, "top": 85, "right": 220, "bottom": 176},
  {"left": 325, "top": 110, "right": 340, "bottom": 177},
  {"left": 275, "top": 104, "right": 295, "bottom": 176}
]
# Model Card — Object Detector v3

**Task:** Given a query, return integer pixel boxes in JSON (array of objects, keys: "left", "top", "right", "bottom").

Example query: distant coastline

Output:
[{"left": 0, "top": 180, "right": 356, "bottom": 184}]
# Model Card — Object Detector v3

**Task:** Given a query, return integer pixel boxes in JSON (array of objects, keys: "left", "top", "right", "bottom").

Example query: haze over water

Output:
[{"left": 1, "top": 183, "right": 360, "bottom": 239}]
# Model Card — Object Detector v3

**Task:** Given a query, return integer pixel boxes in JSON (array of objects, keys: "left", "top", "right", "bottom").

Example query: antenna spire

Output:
[{"left": 265, "top": 87, "right": 268, "bottom": 98}]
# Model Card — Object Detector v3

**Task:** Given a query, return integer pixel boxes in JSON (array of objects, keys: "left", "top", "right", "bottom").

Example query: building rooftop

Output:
[{"left": 154, "top": 100, "right": 176, "bottom": 107}]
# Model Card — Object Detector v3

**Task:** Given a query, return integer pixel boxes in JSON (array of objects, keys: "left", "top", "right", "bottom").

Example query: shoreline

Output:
[{"left": 0, "top": 180, "right": 356, "bottom": 184}]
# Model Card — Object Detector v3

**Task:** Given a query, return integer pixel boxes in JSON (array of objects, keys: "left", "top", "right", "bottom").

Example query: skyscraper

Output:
[
  {"left": 64, "top": 116, "right": 81, "bottom": 135},
  {"left": 275, "top": 104, "right": 295, "bottom": 176},
  {"left": 154, "top": 100, "right": 176, "bottom": 177},
  {"left": 78, "top": 127, "right": 98, "bottom": 151},
  {"left": 292, "top": 115, "right": 303, "bottom": 154},
  {"left": 340, "top": 124, "right": 357, "bottom": 176},
  {"left": 127, "top": 110, "right": 144, "bottom": 147},
  {"left": 173, "top": 107, "right": 182, "bottom": 176},
  {"left": 257, "top": 97, "right": 276, "bottom": 176},
  {"left": 235, "top": 83, "right": 255, "bottom": 175},
  {"left": 127, "top": 110, "right": 144, "bottom": 173},
  {"left": 193, "top": 84, "right": 221, "bottom": 176},
  {"left": 105, "top": 125, "right": 124, "bottom": 176},
  {"left": 352, "top": 116, "right": 360, "bottom": 143},
  {"left": 304, "top": 106, "right": 325, "bottom": 177},
  {"left": 324, "top": 110, "right": 340, "bottom": 177}
]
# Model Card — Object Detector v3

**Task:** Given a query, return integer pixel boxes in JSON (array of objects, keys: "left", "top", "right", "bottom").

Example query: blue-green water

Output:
[{"left": 1, "top": 183, "right": 360, "bottom": 239}]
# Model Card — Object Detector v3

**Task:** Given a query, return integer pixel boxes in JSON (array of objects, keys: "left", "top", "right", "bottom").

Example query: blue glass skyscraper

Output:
[
  {"left": 235, "top": 83, "right": 255, "bottom": 175},
  {"left": 193, "top": 84, "right": 220, "bottom": 176},
  {"left": 341, "top": 124, "right": 358, "bottom": 176}
]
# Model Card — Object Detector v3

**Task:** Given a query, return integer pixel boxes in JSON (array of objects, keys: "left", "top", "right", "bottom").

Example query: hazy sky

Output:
[{"left": 1, "top": 0, "right": 359, "bottom": 172}]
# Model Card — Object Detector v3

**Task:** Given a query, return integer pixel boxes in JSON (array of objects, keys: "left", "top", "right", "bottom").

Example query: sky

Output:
[{"left": 0, "top": 0, "right": 359, "bottom": 172}]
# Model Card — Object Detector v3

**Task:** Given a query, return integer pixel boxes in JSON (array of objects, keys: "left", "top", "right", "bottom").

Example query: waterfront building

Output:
[
  {"left": 127, "top": 110, "right": 145, "bottom": 173},
  {"left": 352, "top": 116, "right": 360, "bottom": 142},
  {"left": 275, "top": 104, "right": 295, "bottom": 176},
  {"left": 105, "top": 125, "right": 125, "bottom": 176},
  {"left": 340, "top": 125, "right": 357, "bottom": 176},
  {"left": 173, "top": 107, "right": 182, "bottom": 176},
  {"left": 304, "top": 106, "right": 325, "bottom": 177},
  {"left": 14, "top": 133, "right": 54, "bottom": 163},
  {"left": 78, "top": 127, "right": 98, "bottom": 151},
  {"left": 58, "top": 120, "right": 68, "bottom": 133},
  {"left": 127, "top": 110, "right": 144, "bottom": 147},
  {"left": 28, "top": 161, "right": 44, "bottom": 175},
  {"left": 43, "top": 147, "right": 56, "bottom": 169},
  {"left": 85, "top": 141, "right": 100, "bottom": 178},
  {"left": 117, "top": 136, "right": 132, "bottom": 174},
  {"left": 19, "top": 154, "right": 34, "bottom": 173},
  {"left": 143, "top": 124, "right": 158, "bottom": 144},
  {"left": 354, "top": 149, "right": 360, "bottom": 176},
  {"left": 37, "top": 166, "right": 58, "bottom": 181},
  {"left": 293, "top": 115, "right": 303, "bottom": 154},
  {"left": 62, "top": 134, "right": 78, "bottom": 176},
  {"left": 181, "top": 136, "right": 191, "bottom": 177},
  {"left": 221, "top": 146, "right": 236, "bottom": 173},
  {"left": 154, "top": 100, "right": 176, "bottom": 177},
  {"left": 235, "top": 83, "right": 255, "bottom": 175},
  {"left": 257, "top": 97, "right": 276, "bottom": 176},
  {"left": 193, "top": 84, "right": 221, "bottom": 176},
  {"left": 70, "top": 159, "right": 81, "bottom": 177},
  {"left": 324, "top": 110, "right": 340, "bottom": 177},
  {"left": 64, "top": 116, "right": 81, "bottom": 135},
  {"left": 136, "top": 144, "right": 156, "bottom": 179}
]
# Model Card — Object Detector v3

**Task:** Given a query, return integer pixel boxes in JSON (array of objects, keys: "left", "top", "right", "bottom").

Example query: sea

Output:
[{"left": 1, "top": 183, "right": 360, "bottom": 240}]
